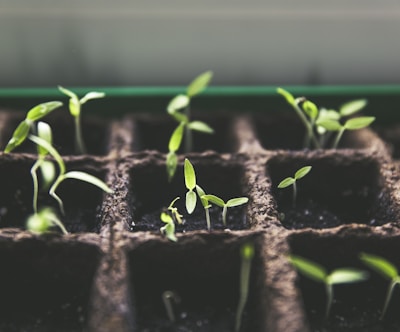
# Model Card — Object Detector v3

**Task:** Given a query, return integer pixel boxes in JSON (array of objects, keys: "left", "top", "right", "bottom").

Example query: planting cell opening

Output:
[
  {"left": 267, "top": 156, "right": 394, "bottom": 229},
  {"left": 0, "top": 240, "right": 100, "bottom": 332},
  {"left": 129, "top": 160, "right": 249, "bottom": 232},
  {"left": 132, "top": 113, "right": 235, "bottom": 153},
  {"left": 288, "top": 233, "right": 400, "bottom": 331},
  {"left": 0, "top": 157, "right": 107, "bottom": 233},
  {"left": 129, "top": 236, "right": 264, "bottom": 332}
]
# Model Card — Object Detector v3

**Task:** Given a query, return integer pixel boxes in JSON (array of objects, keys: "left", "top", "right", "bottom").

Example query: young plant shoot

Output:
[
  {"left": 277, "top": 166, "right": 312, "bottom": 208},
  {"left": 26, "top": 207, "right": 68, "bottom": 235},
  {"left": 58, "top": 86, "right": 105, "bottom": 154},
  {"left": 202, "top": 194, "right": 249, "bottom": 226},
  {"left": 166, "top": 71, "right": 214, "bottom": 180},
  {"left": 184, "top": 158, "right": 197, "bottom": 214},
  {"left": 162, "top": 290, "right": 181, "bottom": 323},
  {"left": 4, "top": 101, "right": 63, "bottom": 153},
  {"left": 235, "top": 242, "right": 255, "bottom": 332},
  {"left": 28, "top": 134, "right": 113, "bottom": 215},
  {"left": 160, "top": 212, "right": 177, "bottom": 242},
  {"left": 360, "top": 252, "right": 400, "bottom": 320},
  {"left": 196, "top": 184, "right": 212, "bottom": 231},
  {"left": 290, "top": 255, "right": 369, "bottom": 318}
]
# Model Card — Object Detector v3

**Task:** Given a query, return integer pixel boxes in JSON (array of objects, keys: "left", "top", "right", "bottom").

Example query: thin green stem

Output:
[
  {"left": 292, "top": 181, "right": 297, "bottom": 208},
  {"left": 205, "top": 207, "right": 211, "bottom": 231},
  {"left": 49, "top": 175, "right": 66, "bottom": 215},
  {"left": 380, "top": 279, "right": 398, "bottom": 320},
  {"left": 222, "top": 205, "right": 227, "bottom": 226},
  {"left": 332, "top": 127, "right": 345, "bottom": 149},
  {"left": 30, "top": 159, "right": 42, "bottom": 214},
  {"left": 293, "top": 103, "right": 320, "bottom": 149},
  {"left": 325, "top": 283, "right": 333, "bottom": 319},
  {"left": 49, "top": 216, "right": 68, "bottom": 235},
  {"left": 74, "top": 115, "right": 86, "bottom": 154},
  {"left": 235, "top": 252, "right": 252, "bottom": 332}
]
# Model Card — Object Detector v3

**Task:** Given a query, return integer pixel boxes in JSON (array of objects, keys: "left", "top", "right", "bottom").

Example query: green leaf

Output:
[
  {"left": 241, "top": 243, "right": 255, "bottom": 260},
  {"left": 26, "top": 212, "right": 51, "bottom": 234},
  {"left": 28, "top": 134, "right": 66, "bottom": 175},
  {"left": 40, "top": 160, "right": 56, "bottom": 188},
  {"left": 26, "top": 101, "right": 63, "bottom": 121},
  {"left": 277, "top": 87, "right": 295, "bottom": 106},
  {"left": 319, "top": 109, "right": 341, "bottom": 121},
  {"left": 171, "top": 112, "right": 189, "bottom": 123},
  {"left": 344, "top": 116, "right": 375, "bottom": 130},
  {"left": 166, "top": 152, "right": 178, "bottom": 182},
  {"left": 316, "top": 119, "right": 342, "bottom": 131},
  {"left": 295, "top": 166, "right": 312, "bottom": 180},
  {"left": 302, "top": 100, "right": 318, "bottom": 120},
  {"left": 195, "top": 184, "right": 206, "bottom": 197},
  {"left": 186, "top": 190, "right": 197, "bottom": 214},
  {"left": 360, "top": 253, "right": 398, "bottom": 280},
  {"left": 161, "top": 222, "right": 177, "bottom": 242},
  {"left": 227, "top": 197, "right": 249, "bottom": 207},
  {"left": 161, "top": 212, "right": 173, "bottom": 223},
  {"left": 37, "top": 122, "right": 53, "bottom": 156},
  {"left": 340, "top": 99, "right": 367, "bottom": 117},
  {"left": 58, "top": 86, "right": 77, "bottom": 99},
  {"left": 184, "top": 159, "right": 196, "bottom": 190},
  {"left": 167, "top": 94, "right": 190, "bottom": 114},
  {"left": 187, "top": 71, "right": 213, "bottom": 97},
  {"left": 289, "top": 255, "right": 327, "bottom": 283},
  {"left": 80, "top": 91, "right": 105, "bottom": 104},
  {"left": 63, "top": 171, "right": 113, "bottom": 193},
  {"left": 328, "top": 268, "right": 369, "bottom": 285},
  {"left": 277, "top": 177, "right": 295, "bottom": 189},
  {"left": 169, "top": 123, "right": 184, "bottom": 152},
  {"left": 5, "top": 120, "right": 31, "bottom": 153},
  {"left": 187, "top": 121, "right": 214, "bottom": 134},
  {"left": 69, "top": 98, "right": 81, "bottom": 117},
  {"left": 202, "top": 194, "right": 225, "bottom": 207}
]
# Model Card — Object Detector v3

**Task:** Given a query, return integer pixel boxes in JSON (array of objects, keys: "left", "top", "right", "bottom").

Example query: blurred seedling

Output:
[
  {"left": 277, "top": 166, "right": 312, "bottom": 208},
  {"left": 160, "top": 212, "right": 177, "bottom": 242},
  {"left": 290, "top": 255, "right": 369, "bottom": 318},
  {"left": 196, "top": 184, "right": 212, "bottom": 231},
  {"left": 235, "top": 242, "right": 254, "bottom": 332},
  {"left": 162, "top": 290, "right": 181, "bottom": 323},
  {"left": 360, "top": 252, "right": 400, "bottom": 320},
  {"left": 26, "top": 207, "right": 68, "bottom": 235},
  {"left": 28, "top": 134, "right": 113, "bottom": 216},
  {"left": 58, "top": 86, "right": 105, "bottom": 154},
  {"left": 184, "top": 158, "right": 197, "bottom": 215},
  {"left": 166, "top": 71, "right": 214, "bottom": 180},
  {"left": 202, "top": 194, "right": 248, "bottom": 227}
]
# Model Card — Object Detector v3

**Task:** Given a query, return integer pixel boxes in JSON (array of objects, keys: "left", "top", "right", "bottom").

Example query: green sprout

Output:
[
  {"left": 162, "top": 290, "right": 181, "bottom": 323},
  {"left": 4, "top": 101, "right": 63, "bottom": 153},
  {"left": 58, "top": 86, "right": 105, "bottom": 154},
  {"left": 202, "top": 194, "right": 249, "bottom": 226},
  {"left": 26, "top": 207, "right": 68, "bottom": 235},
  {"left": 277, "top": 166, "right": 312, "bottom": 208},
  {"left": 360, "top": 252, "right": 400, "bottom": 320},
  {"left": 160, "top": 212, "right": 177, "bottom": 242},
  {"left": 235, "top": 242, "right": 255, "bottom": 332},
  {"left": 184, "top": 158, "right": 197, "bottom": 214},
  {"left": 166, "top": 71, "right": 214, "bottom": 180},
  {"left": 290, "top": 255, "right": 369, "bottom": 318},
  {"left": 196, "top": 184, "right": 212, "bottom": 231},
  {"left": 30, "top": 122, "right": 56, "bottom": 214},
  {"left": 167, "top": 197, "right": 183, "bottom": 225},
  {"left": 28, "top": 134, "right": 113, "bottom": 215}
]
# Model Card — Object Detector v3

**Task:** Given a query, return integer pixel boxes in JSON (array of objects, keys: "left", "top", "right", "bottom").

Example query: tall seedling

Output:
[
  {"left": 166, "top": 71, "right": 214, "bottom": 180},
  {"left": 277, "top": 166, "right": 312, "bottom": 208},
  {"left": 58, "top": 86, "right": 105, "bottom": 154}
]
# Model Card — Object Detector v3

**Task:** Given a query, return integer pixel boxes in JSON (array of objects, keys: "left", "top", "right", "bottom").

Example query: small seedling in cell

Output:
[
  {"left": 360, "top": 252, "right": 400, "bottom": 320},
  {"left": 58, "top": 86, "right": 105, "bottom": 154},
  {"left": 26, "top": 207, "right": 68, "bottom": 235},
  {"left": 235, "top": 242, "right": 255, "bottom": 332},
  {"left": 202, "top": 194, "right": 249, "bottom": 226},
  {"left": 160, "top": 212, "right": 177, "bottom": 242},
  {"left": 290, "top": 255, "right": 369, "bottom": 318},
  {"left": 277, "top": 166, "right": 312, "bottom": 208},
  {"left": 167, "top": 197, "right": 183, "bottom": 225}
]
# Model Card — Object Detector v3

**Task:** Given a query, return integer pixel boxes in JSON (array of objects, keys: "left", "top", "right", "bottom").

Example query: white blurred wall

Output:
[{"left": 1, "top": 0, "right": 400, "bottom": 86}]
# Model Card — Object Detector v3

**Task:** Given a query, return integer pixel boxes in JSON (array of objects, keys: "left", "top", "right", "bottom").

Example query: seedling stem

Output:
[{"left": 162, "top": 290, "right": 180, "bottom": 323}]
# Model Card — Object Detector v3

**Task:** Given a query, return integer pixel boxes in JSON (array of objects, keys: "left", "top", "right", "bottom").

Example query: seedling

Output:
[
  {"left": 160, "top": 212, "right": 177, "bottom": 242},
  {"left": 28, "top": 134, "right": 113, "bottom": 215},
  {"left": 184, "top": 158, "right": 197, "bottom": 214},
  {"left": 277, "top": 166, "right": 312, "bottom": 208},
  {"left": 166, "top": 71, "right": 214, "bottom": 180},
  {"left": 26, "top": 207, "right": 68, "bottom": 235},
  {"left": 289, "top": 255, "right": 369, "bottom": 318},
  {"left": 58, "top": 86, "right": 105, "bottom": 154},
  {"left": 360, "top": 252, "right": 400, "bottom": 319},
  {"left": 235, "top": 242, "right": 254, "bottom": 332},
  {"left": 167, "top": 197, "right": 184, "bottom": 225},
  {"left": 4, "top": 101, "right": 63, "bottom": 153},
  {"left": 162, "top": 290, "right": 181, "bottom": 323},
  {"left": 202, "top": 194, "right": 249, "bottom": 226},
  {"left": 196, "top": 184, "right": 212, "bottom": 231}
]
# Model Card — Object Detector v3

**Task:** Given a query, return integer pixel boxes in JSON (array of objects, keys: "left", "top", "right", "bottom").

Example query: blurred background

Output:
[{"left": 1, "top": 0, "right": 400, "bottom": 87}]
